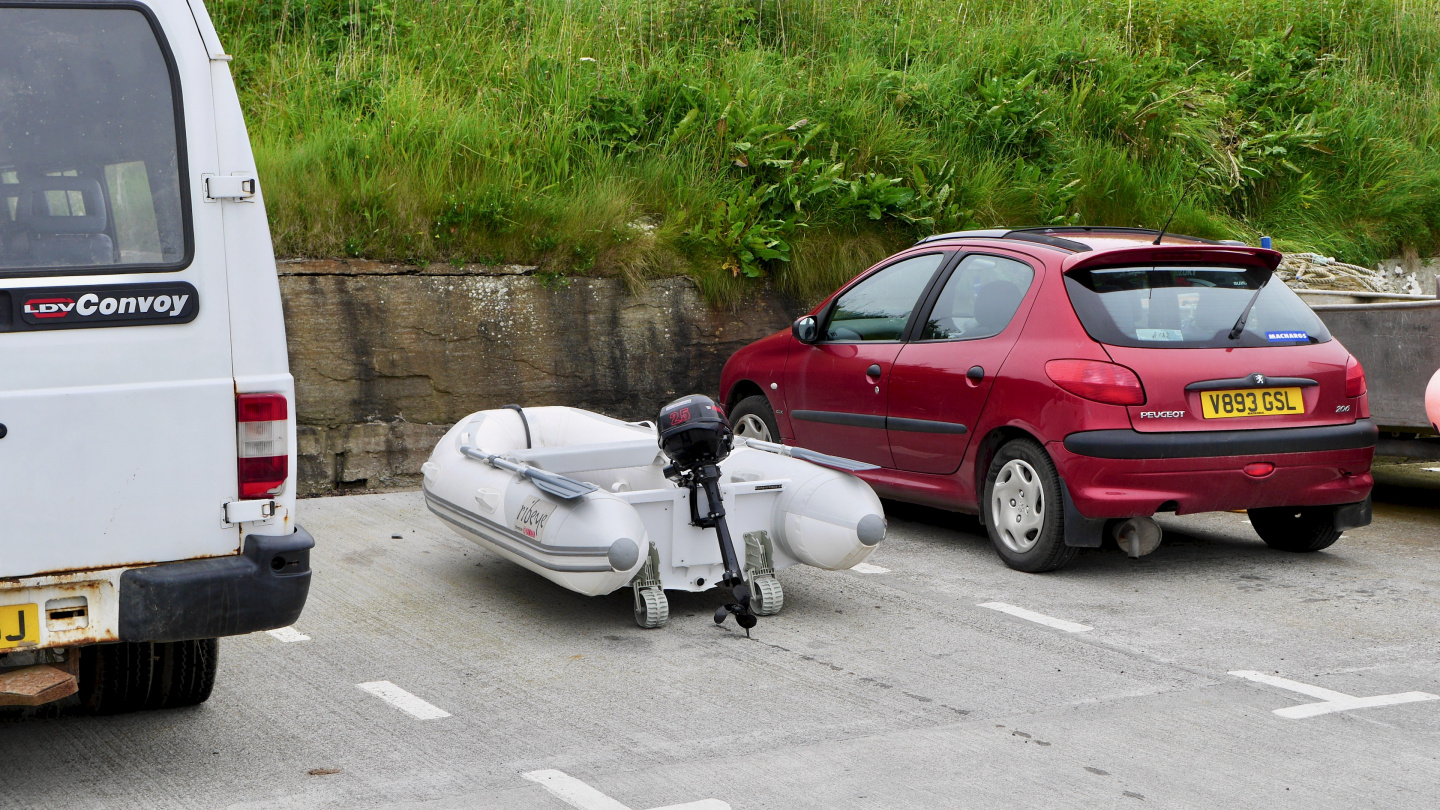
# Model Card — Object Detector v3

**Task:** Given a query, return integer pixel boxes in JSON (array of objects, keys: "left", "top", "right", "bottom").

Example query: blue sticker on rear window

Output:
[{"left": 1267, "top": 331, "right": 1309, "bottom": 342}]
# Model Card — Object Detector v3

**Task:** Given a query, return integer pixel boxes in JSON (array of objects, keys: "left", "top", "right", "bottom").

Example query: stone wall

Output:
[{"left": 279, "top": 260, "right": 794, "bottom": 495}]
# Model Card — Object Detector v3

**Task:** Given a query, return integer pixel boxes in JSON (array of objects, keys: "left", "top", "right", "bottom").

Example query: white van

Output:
[{"left": 0, "top": 0, "right": 310, "bottom": 713}]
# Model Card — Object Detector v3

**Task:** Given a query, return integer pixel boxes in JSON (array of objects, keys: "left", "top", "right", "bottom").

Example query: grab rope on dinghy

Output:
[{"left": 502, "top": 404, "right": 532, "bottom": 449}]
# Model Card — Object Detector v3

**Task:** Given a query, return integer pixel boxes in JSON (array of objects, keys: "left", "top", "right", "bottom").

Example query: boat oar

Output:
[
  {"left": 741, "top": 438, "right": 880, "bottom": 472},
  {"left": 459, "top": 445, "right": 598, "bottom": 500}
]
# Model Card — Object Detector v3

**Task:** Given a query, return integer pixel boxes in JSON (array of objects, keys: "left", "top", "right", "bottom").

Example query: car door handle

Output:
[
  {"left": 967, "top": 366, "right": 984, "bottom": 381},
  {"left": 866, "top": 364, "right": 882, "bottom": 378}
]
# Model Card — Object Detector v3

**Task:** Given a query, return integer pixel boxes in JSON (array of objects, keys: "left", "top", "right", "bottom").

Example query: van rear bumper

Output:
[{"left": 118, "top": 527, "right": 314, "bottom": 643}]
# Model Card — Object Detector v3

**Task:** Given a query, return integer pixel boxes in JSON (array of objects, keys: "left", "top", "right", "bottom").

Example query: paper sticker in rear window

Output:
[{"left": 1136, "top": 328, "right": 1184, "bottom": 341}]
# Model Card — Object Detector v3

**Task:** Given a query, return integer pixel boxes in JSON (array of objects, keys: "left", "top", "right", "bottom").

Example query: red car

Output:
[{"left": 719, "top": 227, "right": 1375, "bottom": 572}]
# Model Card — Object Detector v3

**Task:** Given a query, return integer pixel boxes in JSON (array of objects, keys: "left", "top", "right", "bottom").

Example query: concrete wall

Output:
[{"left": 279, "top": 260, "right": 794, "bottom": 494}]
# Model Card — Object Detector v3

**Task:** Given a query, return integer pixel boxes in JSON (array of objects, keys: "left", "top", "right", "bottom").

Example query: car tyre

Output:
[
  {"left": 147, "top": 638, "right": 219, "bottom": 710},
  {"left": 729, "top": 394, "right": 780, "bottom": 443},
  {"left": 983, "top": 439, "right": 1078, "bottom": 573},
  {"left": 78, "top": 641, "right": 154, "bottom": 715},
  {"left": 1247, "top": 506, "right": 1342, "bottom": 552}
]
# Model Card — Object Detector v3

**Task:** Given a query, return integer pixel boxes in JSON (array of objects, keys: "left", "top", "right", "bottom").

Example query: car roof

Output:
[
  {"left": 911, "top": 226, "right": 1279, "bottom": 271},
  {"left": 914, "top": 226, "right": 1234, "bottom": 252}
]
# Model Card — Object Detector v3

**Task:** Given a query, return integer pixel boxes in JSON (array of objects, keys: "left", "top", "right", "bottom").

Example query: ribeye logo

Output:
[
  {"left": 514, "top": 496, "right": 558, "bottom": 541},
  {"left": 12, "top": 282, "right": 198, "bottom": 330}
]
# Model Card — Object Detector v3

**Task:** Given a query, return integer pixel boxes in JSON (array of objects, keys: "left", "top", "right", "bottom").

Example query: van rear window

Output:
[
  {"left": 1064, "top": 265, "right": 1332, "bottom": 349},
  {"left": 0, "top": 6, "right": 189, "bottom": 276}
]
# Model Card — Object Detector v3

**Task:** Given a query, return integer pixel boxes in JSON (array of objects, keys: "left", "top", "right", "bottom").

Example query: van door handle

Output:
[
  {"left": 204, "top": 174, "right": 258, "bottom": 203},
  {"left": 0, "top": 423, "right": 7, "bottom": 439},
  {"left": 866, "top": 364, "right": 882, "bottom": 378}
]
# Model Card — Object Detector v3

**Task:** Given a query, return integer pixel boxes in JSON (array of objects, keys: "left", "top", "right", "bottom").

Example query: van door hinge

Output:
[
  {"left": 223, "top": 499, "right": 277, "bottom": 526},
  {"left": 204, "top": 174, "right": 258, "bottom": 203}
]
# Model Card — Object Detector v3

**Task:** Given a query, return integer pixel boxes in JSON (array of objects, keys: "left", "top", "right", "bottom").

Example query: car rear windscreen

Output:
[
  {"left": 0, "top": 6, "right": 189, "bottom": 276},
  {"left": 1064, "top": 265, "right": 1331, "bottom": 349}
]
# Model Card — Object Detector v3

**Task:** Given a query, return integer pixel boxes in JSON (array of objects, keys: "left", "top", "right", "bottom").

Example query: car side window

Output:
[
  {"left": 824, "top": 253, "right": 946, "bottom": 342},
  {"left": 919, "top": 254, "right": 1035, "bottom": 341}
]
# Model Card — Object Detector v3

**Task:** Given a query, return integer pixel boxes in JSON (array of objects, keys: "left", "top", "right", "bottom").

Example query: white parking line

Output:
[
  {"left": 1229, "top": 670, "right": 1440, "bottom": 719},
  {"left": 850, "top": 562, "right": 890, "bottom": 574},
  {"left": 266, "top": 626, "right": 310, "bottom": 642},
  {"left": 355, "top": 681, "right": 451, "bottom": 720},
  {"left": 522, "top": 769, "right": 731, "bottom": 810},
  {"left": 977, "top": 602, "right": 1092, "bottom": 633}
]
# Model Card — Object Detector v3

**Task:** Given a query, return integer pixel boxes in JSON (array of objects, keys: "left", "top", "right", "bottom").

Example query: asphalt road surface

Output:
[{"left": 4, "top": 473, "right": 1439, "bottom": 809}]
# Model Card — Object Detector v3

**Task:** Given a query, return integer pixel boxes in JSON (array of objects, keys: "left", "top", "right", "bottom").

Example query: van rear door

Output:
[{"left": 0, "top": 2, "right": 240, "bottom": 577}]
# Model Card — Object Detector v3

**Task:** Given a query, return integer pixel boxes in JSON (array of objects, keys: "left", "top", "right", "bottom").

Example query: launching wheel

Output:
[
  {"left": 749, "top": 575, "right": 784, "bottom": 616},
  {"left": 633, "top": 587, "right": 669, "bottom": 629}
]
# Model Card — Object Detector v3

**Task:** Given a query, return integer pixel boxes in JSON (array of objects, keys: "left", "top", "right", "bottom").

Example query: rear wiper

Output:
[{"left": 1227, "top": 275, "right": 1271, "bottom": 340}]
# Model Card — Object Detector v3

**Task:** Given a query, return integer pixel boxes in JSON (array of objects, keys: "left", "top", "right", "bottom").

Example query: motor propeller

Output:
[{"left": 656, "top": 394, "right": 758, "bottom": 636}]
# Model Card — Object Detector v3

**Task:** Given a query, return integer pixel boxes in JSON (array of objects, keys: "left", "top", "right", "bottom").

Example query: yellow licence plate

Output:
[
  {"left": 0, "top": 603, "right": 39, "bottom": 649},
  {"left": 1200, "top": 387, "right": 1305, "bottom": 419}
]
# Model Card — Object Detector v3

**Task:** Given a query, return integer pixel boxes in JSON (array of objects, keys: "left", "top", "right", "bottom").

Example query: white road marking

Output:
[
  {"left": 1423, "top": 467, "right": 1440, "bottom": 473},
  {"left": 266, "top": 626, "right": 310, "bottom": 643},
  {"left": 1229, "top": 670, "right": 1440, "bottom": 719},
  {"left": 522, "top": 771, "right": 628, "bottom": 810},
  {"left": 977, "top": 602, "right": 1092, "bottom": 633},
  {"left": 522, "top": 769, "right": 731, "bottom": 810},
  {"left": 355, "top": 681, "right": 451, "bottom": 720},
  {"left": 850, "top": 562, "right": 890, "bottom": 574}
]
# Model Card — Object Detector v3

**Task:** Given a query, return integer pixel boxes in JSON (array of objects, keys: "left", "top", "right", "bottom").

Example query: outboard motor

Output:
[{"left": 657, "top": 395, "right": 758, "bottom": 634}]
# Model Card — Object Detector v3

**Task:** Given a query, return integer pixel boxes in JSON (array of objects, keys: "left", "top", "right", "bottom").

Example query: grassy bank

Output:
[{"left": 215, "top": 0, "right": 1440, "bottom": 304}]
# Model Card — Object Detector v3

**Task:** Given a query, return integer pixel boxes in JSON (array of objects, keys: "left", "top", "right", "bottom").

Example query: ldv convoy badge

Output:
[{"left": 4, "top": 282, "right": 199, "bottom": 331}]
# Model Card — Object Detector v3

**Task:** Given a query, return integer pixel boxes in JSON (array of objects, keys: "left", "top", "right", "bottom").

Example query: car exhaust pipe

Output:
[{"left": 1111, "top": 517, "right": 1163, "bottom": 558}]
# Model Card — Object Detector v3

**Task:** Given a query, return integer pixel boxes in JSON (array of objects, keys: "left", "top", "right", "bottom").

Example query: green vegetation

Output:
[{"left": 215, "top": 0, "right": 1440, "bottom": 304}]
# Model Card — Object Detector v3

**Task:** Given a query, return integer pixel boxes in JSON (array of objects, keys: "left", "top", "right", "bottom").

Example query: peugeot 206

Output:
[{"left": 720, "top": 228, "right": 1375, "bottom": 572}]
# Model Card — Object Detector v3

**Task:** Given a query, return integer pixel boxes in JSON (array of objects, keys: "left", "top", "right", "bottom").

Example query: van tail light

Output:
[
  {"left": 1344, "top": 355, "right": 1367, "bottom": 398},
  {"left": 1045, "top": 359, "right": 1147, "bottom": 406},
  {"left": 237, "top": 393, "right": 288, "bottom": 499}
]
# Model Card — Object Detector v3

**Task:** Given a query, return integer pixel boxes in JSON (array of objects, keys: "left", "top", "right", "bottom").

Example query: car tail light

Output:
[
  {"left": 1344, "top": 355, "right": 1367, "bottom": 398},
  {"left": 237, "top": 393, "right": 288, "bottom": 499},
  {"left": 1243, "top": 462, "right": 1275, "bottom": 477},
  {"left": 1048, "top": 360, "right": 1146, "bottom": 406},
  {"left": 1045, "top": 359, "right": 1147, "bottom": 406}
]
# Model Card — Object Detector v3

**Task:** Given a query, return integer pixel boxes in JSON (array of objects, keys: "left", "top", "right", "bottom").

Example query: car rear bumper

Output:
[
  {"left": 118, "top": 527, "right": 314, "bottom": 643},
  {"left": 1052, "top": 422, "right": 1375, "bottom": 518},
  {"left": 1063, "top": 419, "right": 1377, "bottom": 459}
]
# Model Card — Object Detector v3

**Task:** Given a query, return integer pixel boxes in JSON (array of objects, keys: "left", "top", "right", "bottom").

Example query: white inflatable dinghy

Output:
[{"left": 421, "top": 403, "right": 886, "bottom": 627}]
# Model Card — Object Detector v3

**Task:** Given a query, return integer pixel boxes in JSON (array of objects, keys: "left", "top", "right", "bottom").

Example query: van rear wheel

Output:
[
  {"left": 78, "top": 641, "right": 154, "bottom": 715},
  {"left": 147, "top": 638, "right": 219, "bottom": 710},
  {"left": 1248, "top": 506, "right": 1343, "bottom": 552}
]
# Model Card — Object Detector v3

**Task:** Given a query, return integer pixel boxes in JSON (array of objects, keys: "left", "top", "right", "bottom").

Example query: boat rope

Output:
[{"left": 503, "top": 404, "right": 532, "bottom": 449}]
